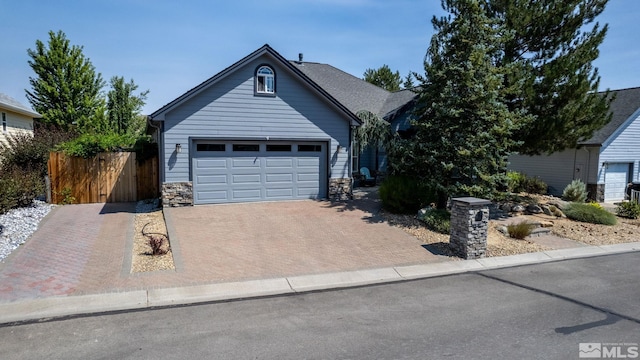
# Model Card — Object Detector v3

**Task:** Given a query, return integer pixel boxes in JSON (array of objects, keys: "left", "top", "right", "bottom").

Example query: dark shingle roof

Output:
[
  {"left": 290, "top": 61, "right": 415, "bottom": 118},
  {"left": 581, "top": 86, "right": 640, "bottom": 146},
  {"left": 0, "top": 93, "right": 40, "bottom": 117}
]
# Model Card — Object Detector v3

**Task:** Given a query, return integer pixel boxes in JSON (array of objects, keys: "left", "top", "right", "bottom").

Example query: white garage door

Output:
[
  {"left": 192, "top": 141, "right": 327, "bottom": 204},
  {"left": 604, "top": 163, "right": 630, "bottom": 202}
]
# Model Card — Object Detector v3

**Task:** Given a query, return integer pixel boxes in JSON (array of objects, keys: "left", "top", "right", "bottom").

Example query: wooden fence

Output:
[{"left": 48, "top": 152, "right": 159, "bottom": 204}]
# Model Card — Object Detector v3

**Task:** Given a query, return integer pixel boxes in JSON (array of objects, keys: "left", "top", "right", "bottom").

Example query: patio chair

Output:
[{"left": 359, "top": 167, "right": 376, "bottom": 186}]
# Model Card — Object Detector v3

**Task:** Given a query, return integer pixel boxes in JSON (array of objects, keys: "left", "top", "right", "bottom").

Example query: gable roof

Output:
[
  {"left": 290, "top": 61, "right": 417, "bottom": 119},
  {"left": 580, "top": 86, "right": 640, "bottom": 146},
  {"left": 0, "top": 93, "right": 41, "bottom": 118},
  {"left": 150, "top": 44, "right": 360, "bottom": 126}
]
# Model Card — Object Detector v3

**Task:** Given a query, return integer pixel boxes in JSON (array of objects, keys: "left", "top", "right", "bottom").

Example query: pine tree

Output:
[
  {"left": 396, "top": 0, "right": 531, "bottom": 206},
  {"left": 26, "top": 30, "right": 105, "bottom": 130},
  {"left": 363, "top": 65, "right": 402, "bottom": 91},
  {"left": 106, "top": 76, "right": 149, "bottom": 135},
  {"left": 489, "top": 0, "right": 611, "bottom": 154}
]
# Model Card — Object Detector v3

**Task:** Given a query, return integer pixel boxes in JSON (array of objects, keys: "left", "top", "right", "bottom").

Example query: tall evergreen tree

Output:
[
  {"left": 363, "top": 65, "right": 402, "bottom": 91},
  {"left": 26, "top": 30, "right": 105, "bottom": 130},
  {"left": 489, "top": 0, "right": 611, "bottom": 154},
  {"left": 403, "top": 72, "right": 416, "bottom": 89},
  {"left": 106, "top": 76, "right": 149, "bottom": 135},
  {"left": 392, "top": 0, "right": 531, "bottom": 206}
]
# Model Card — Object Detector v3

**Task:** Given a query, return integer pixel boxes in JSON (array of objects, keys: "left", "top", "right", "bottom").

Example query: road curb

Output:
[{"left": 1, "top": 242, "right": 638, "bottom": 325}]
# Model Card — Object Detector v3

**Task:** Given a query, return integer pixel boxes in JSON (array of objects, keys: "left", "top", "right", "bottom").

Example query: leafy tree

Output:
[
  {"left": 26, "top": 30, "right": 105, "bottom": 130},
  {"left": 489, "top": 0, "right": 611, "bottom": 154},
  {"left": 363, "top": 65, "right": 402, "bottom": 91},
  {"left": 392, "top": 0, "right": 531, "bottom": 207},
  {"left": 106, "top": 76, "right": 149, "bottom": 135}
]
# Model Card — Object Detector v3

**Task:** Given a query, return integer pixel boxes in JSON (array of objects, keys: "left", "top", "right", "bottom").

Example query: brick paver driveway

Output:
[
  {"left": 0, "top": 190, "right": 446, "bottom": 302},
  {"left": 165, "top": 194, "right": 445, "bottom": 281}
]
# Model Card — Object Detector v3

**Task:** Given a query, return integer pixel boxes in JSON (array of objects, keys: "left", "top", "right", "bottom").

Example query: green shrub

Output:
[
  {"left": 417, "top": 208, "right": 451, "bottom": 234},
  {"left": 0, "top": 168, "right": 44, "bottom": 214},
  {"left": 507, "top": 221, "right": 536, "bottom": 239},
  {"left": 616, "top": 201, "right": 640, "bottom": 219},
  {"left": 506, "top": 171, "right": 526, "bottom": 193},
  {"left": 56, "top": 132, "right": 140, "bottom": 158},
  {"left": 505, "top": 171, "right": 547, "bottom": 194},
  {"left": 562, "top": 179, "right": 588, "bottom": 202},
  {"left": 524, "top": 177, "right": 548, "bottom": 194},
  {"left": 0, "top": 125, "right": 75, "bottom": 176},
  {"left": 564, "top": 202, "right": 617, "bottom": 225},
  {"left": 379, "top": 175, "right": 436, "bottom": 214}
]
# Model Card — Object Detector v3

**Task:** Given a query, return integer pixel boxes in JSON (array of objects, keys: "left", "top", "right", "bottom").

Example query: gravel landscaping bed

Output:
[
  {"left": 0, "top": 200, "right": 55, "bottom": 262},
  {"left": 551, "top": 216, "right": 640, "bottom": 245},
  {"left": 131, "top": 200, "right": 175, "bottom": 272},
  {"left": 380, "top": 210, "right": 548, "bottom": 258}
]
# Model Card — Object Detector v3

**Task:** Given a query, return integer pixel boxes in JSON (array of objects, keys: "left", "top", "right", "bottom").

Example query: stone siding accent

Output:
[
  {"left": 162, "top": 182, "right": 193, "bottom": 207},
  {"left": 587, "top": 183, "right": 605, "bottom": 202},
  {"left": 329, "top": 178, "right": 352, "bottom": 201},
  {"left": 449, "top": 197, "right": 491, "bottom": 259}
]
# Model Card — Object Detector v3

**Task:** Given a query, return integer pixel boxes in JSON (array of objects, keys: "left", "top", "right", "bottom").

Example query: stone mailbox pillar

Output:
[{"left": 449, "top": 197, "right": 491, "bottom": 259}]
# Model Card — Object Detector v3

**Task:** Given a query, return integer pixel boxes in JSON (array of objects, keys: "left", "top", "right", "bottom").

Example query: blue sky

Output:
[{"left": 1, "top": 0, "right": 638, "bottom": 114}]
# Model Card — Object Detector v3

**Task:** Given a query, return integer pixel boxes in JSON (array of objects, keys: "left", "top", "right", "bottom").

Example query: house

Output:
[
  {"left": 0, "top": 93, "right": 41, "bottom": 146},
  {"left": 150, "top": 44, "right": 416, "bottom": 206},
  {"left": 508, "top": 86, "right": 640, "bottom": 203}
]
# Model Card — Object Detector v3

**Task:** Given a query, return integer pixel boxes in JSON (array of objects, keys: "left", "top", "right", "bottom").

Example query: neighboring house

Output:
[
  {"left": 150, "top": 44, "right": 416, "bottom": 206},
  {"left": 0, "top": 93, "right": 41, "bottom": 146},
  {"left": 509, "top": 86, "right": 640, "bottom": 203}
]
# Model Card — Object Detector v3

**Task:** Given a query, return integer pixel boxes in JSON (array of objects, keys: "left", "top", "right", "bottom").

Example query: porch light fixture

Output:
[{"left": 176, "top": 144, "right": 182, "bottom": 153}]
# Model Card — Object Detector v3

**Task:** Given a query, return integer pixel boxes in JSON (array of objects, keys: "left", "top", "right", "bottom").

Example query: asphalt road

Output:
[{"left": 1, "top": 252, "right": 638, "bottom": 359}]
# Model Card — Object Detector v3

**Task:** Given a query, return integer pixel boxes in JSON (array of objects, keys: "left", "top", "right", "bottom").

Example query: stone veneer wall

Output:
[
  {"left": 587, "top": 183, "right": 605, "bottom": 202},
  {"left": 449, "top": 197, "right": 491, "bottom": 259},
  {"left": 329, "top": 178, "right": 352, "bottom": 201},
  {"left": 162, "top": 182, "right": 193, "bottom": 207}
]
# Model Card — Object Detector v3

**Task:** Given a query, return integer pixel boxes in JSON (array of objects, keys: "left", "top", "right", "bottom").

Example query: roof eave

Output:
[{"left": 0, "top": 103, "right": 41, "bottom": 118}]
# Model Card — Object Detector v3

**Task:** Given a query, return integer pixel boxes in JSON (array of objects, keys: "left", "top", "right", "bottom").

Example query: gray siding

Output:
[
  {"left": 598, "top": 109, "right": 640, "bottom": 184},
  {"left": 508, "top": 149, "right": 590, "bottom": 196},
  {"left": 162, "top": 55, "right": 351, "bottom": 184}
]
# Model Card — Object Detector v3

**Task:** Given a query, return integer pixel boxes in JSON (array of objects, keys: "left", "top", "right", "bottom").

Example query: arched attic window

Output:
[{"left": 255, "top": 65, "right": 275, "bottom": 95}]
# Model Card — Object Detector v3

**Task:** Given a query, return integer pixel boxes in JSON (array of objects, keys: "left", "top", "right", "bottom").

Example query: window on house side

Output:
[
  {"left": 2, "top": 113, "right": 6, "bottom": 133},
  {"left": 256, "top": 66, "right": 275, "bottom": 94}
]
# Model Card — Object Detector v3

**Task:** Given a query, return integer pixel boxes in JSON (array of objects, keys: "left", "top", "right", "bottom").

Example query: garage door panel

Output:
[
  {"left": 266, "top": 173, "right": 293, "bottom": 183},
  {"left": 196, "top": 159, "right": 227, "bottom": 169},
  {"left": 193, "top": 140, "right": 326, "bottom": 204},
  {"left": 232, "top": 174, "right": 261, "bottom": 184},
  {"left": 298, "top": 173, "right": 319, "bottom": 181},
  {"left": 297, "top": 158, "right": 319, "bottom": 167},
  {"left": 197, "top": 191, "right": 228, "bottom": 201},
  {"left": 266, "top": 158, "right": 294, "bottom": 168},
  {"left": 196, "top": 175, "right": 227, "bottom": 185},
  {"left": 232, "top": 158, "right": 261, "bottom": 168},
  {"left": 232, "top": 189, "right": 262, "bottom": 200},
  {"left": 266, "top": 188, "right": 294, "bottom": 198}
]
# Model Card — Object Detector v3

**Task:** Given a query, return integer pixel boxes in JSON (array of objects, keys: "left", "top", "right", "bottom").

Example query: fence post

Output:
[{"left": 449, "top": 197, "right": 491, "bottom": 259}]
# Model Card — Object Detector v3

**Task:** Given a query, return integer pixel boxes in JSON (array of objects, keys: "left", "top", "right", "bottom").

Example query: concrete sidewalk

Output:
[{"left": 1, "top": 241, "right": 638, "bottom": 324}]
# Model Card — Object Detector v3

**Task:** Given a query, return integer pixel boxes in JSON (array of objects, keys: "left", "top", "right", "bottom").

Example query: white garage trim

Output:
[{"left": 192, "top": 140, "right": 328, "bottom": 204}]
